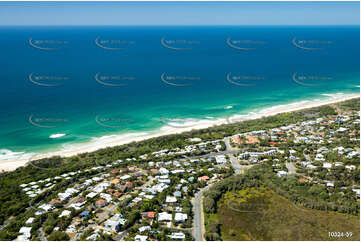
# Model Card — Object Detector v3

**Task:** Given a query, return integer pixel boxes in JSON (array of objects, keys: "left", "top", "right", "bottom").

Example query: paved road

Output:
[
  {"left": 224, "top": 137, "right": 241, "bottom": 174},
  {"left": 39, "top": 228, "right": 47, "bottom": 241},
  {"left": 193, "top": 186, "right": 211, "bottom": 241},
  {"left": 114, "top": 230, "right": 128, "bottom": 240},
  {"left": 98, "top": 203, "right": 117, "bottom": 221},
  {"left": 286, "top": 162, "right": 297, "bottom": 174}
]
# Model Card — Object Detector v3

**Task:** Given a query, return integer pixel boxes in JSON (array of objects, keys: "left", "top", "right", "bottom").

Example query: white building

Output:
[
  {"left": 174, "top": 213, "right": 188, "bottom": 222},
  {"left": 169, "top": 232, "right": 186, "bottom": 240},
  {"left": 158, "top": 212, "right": 172, "bottom": 221},
  {"left": 215, "top": 155, "right": 227, "bottom": 164},
  {"left": 277, "top": 171, "right": 288, "bottom": 177},
  {"left": 166, "top": 196, "right": 177, "bottom": 203}
]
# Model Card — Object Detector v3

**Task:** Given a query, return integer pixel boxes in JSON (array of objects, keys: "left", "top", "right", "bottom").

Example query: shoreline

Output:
[{"left": 0, "top": 92, "right": 359, "bottom": 172}]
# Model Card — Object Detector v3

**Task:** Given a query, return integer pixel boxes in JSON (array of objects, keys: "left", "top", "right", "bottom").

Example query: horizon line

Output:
[{"left": 0, "top": 24, "right": 359, "bottom": 27}]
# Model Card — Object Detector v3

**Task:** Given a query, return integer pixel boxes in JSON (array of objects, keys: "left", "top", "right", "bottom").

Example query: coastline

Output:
[{"left": 0, "top": 92, "right": 359, "bottom": 172}]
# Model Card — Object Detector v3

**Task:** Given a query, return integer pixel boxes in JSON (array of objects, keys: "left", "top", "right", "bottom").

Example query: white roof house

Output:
[
  {"left": 169, "top": 232, "right": 186, "bottom": 240},
  {"left": 104, "top": 214, "right": 126, "bottom": 232},
  {"left": 120, "top": 175, "right": 131, "bottom": 180},
  {"left": 59, "top": 210, "right": 71, "bottom": 217},
  {"left": 18, "top": 227, "right": 32, "bottom": 240},
  {"left": 158, "top": 212, "right": 172, "bottom": 221},
  {"left": 38, "top": 204, "right": 54, "bottom": 212},
  {"left": 159, "top": 167, "right": 170, "bottom": 175},
  {"left": 277, "top": 171, "right": 288, "bottom": 177},
  {"left": 174, "top": 213, "right": 188, "bottom": 222},
  {"left": 323, "top": 163, "right": 332, "bottom": 169},
  {"left": 94, "top": 182, "right": 110, "bottom": 193},
  {"left": 165, "top": 196, "right": 177, "bottom": 203},
  {"left": 138, "top": 225, "right": 151, "bottom": 233},
  {"left": 25, "top": 217, "right": 35, "bottom": 225},
  {"left": 134, "top": 235, "right": 148, "bottom": 241},
  {"left": 215, "top": 155, "right": 227, "bottom": 164},
  {"left": 345, "top": 165, "right": 356, "bottom": 170},
  {"left": 86, "top": 192, "right": 98, "bottom": 199}
]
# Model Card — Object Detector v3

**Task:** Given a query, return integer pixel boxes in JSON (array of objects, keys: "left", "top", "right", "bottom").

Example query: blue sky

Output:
[{"left": 0, "top": 1, "right": 359, "bottom": 26}]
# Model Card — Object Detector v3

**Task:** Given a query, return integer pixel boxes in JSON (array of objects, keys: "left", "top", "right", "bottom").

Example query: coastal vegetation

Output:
[
  {"left": 203, "top": 165, "right": 360, "bottom": 240},
  {"left": 0, "top": 98, "right": 359, "bottom": 240}
]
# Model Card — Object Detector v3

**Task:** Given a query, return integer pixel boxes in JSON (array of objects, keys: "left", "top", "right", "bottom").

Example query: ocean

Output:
[{"left": 0, "top": 26, "right": 359, "bottom": 161}]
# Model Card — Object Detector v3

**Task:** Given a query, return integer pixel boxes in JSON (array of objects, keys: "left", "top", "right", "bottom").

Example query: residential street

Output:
[{"left": 193, "top": 185, "right": 212, "bottom": 241}]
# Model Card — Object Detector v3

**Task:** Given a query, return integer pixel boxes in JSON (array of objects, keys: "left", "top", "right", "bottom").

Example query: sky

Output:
[{"left": 0, "top": 1, "right": 359, "bottom": 26}]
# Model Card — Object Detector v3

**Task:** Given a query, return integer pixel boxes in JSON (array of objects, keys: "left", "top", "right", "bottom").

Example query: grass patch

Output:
[{"left": 215, "top": 188, "right": 359, "bottom": 241}]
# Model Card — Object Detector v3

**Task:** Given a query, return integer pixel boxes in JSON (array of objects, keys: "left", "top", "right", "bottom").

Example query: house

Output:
[
  {"left": 80, "top": 210, "right": 90, "bottom": 219},
  {"left": 120, "top": 174, "right": 131, "bottom": 180},
  {"left": 166, "top": 196, "right": 177, "bottom": 203},
  {"left": 104, "top": 214, "right": 126, "bottom": 232},
  {"left": 58, "top": 188, "right": 78, "bottom": 201},
  {"left": 173, "top": 191, "right": 182, "bottom": 198},
  {"left": 346, "top": 165, "right": 356, "bottom": 170},
  {"left": 128, "top": 166, "right": 138, "bottom": 172},
  {"left": 18, "top": 227, "right": 32, "bottom": 240},
  {"left": 59, "top": 210, "right": 71, "bottom": 217},
  {"left": 113, "top": 192, "right": 122, "bottom": 198},
  {"left": 134, "top": 235, "right": 148, "bottom": 241},
  {"left": 158, "top": 212, "right": 172, "bottom": 221},
  {"left": 25, "top": 217, "right": 35, "bottom": 225},
  {"left": 141, "top": 212, "right": 155, "bottom": 220},
  {"left": 198, "top": 176, "right": 209, "bottom": 182},
  {"left": 38, "top": 204, "right": 54, "bottom": 212},
  {"left": 215, "top": 155, "right": 227, "bottom": 164},
  {"left": 150, "top": 169, "right": 158, "bottom": 175},
  {"left": 298, "top": 178, "right": 309, "bottom": 183},
  {"left": 111, "top": 169, "right": 120, "bottom": 175},
  {"left": 110, "top": 179, "right": 120, "bottom": 185},
  {"left": 125, "top": 181, "right": 133, "bottom": 189},
  {"left": 323, "top": 163, "right": 332, "bottom": 169},
  {"left": 100, "top": 193, "right": 112, "bottom": 202},
  {"left": 95, "top": 199, "right": 108, "bottom": 208},
  {"left": 277, "top": 171, "right": 288, "bottom": 177},
  {"left": 94, "top": 182, "right": 110, "bottom": 193},
  {"left": 174, "top": 213, "right": 188, "bottom": 223},
  {"left": 86, "top": 192, "right": 98, "bottom": 199},
  {"left": 159, "top": 167, "right": 169, "bottom": 175},
  {"left": 169, "top": 232, "right": 186, "bottom": 240},
  {"left": 139, "top": 225, "right": 151, "bottom": 233}
]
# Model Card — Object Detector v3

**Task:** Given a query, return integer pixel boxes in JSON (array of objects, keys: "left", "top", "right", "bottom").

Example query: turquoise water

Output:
[{"left": 0, "top": 26, "right": 359, "bottom": 160}]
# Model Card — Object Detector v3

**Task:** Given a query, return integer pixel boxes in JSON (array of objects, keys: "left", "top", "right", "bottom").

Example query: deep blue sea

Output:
[{"left": 0, "top": 26, "right": 359, "bottom": 160}]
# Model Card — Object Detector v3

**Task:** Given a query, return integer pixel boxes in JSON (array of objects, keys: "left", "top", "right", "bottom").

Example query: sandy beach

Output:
[{"left": 1, "top": 93, "right": 359, "bottom": 172}]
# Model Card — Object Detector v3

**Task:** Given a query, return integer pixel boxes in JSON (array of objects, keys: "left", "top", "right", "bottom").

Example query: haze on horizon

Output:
[{"left": 0, "top": 1, "right": 359, "bottom": 26}]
